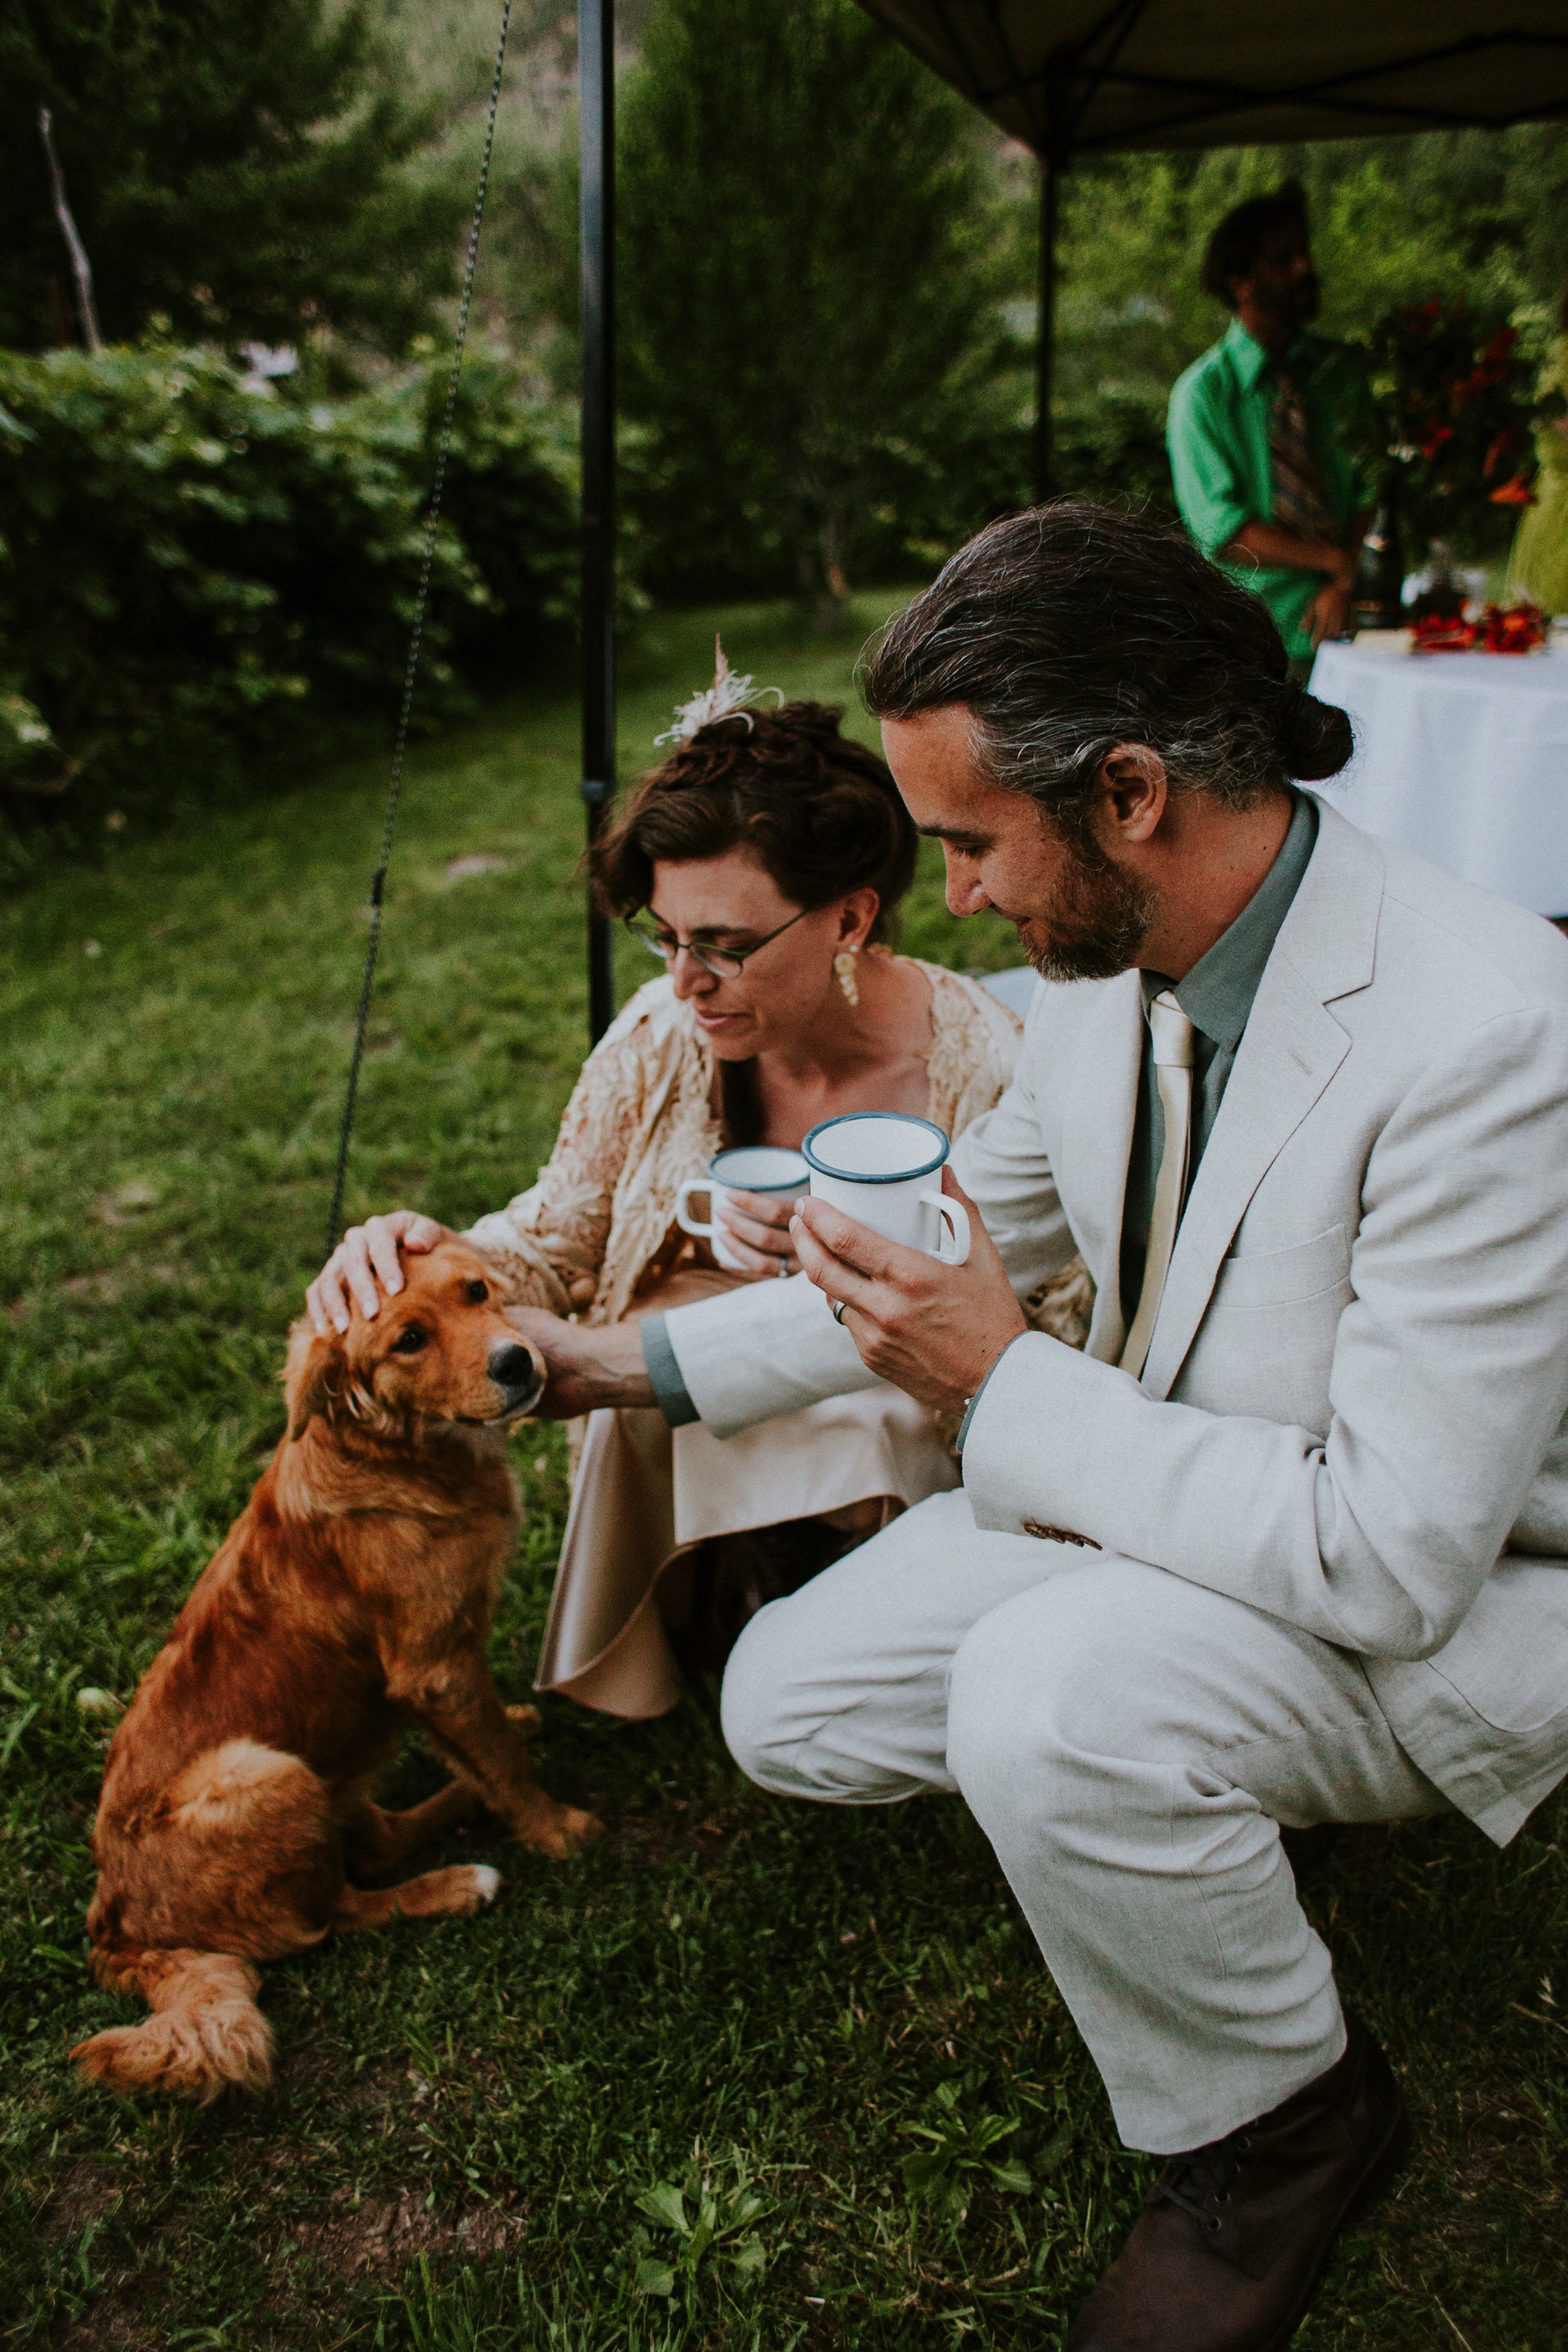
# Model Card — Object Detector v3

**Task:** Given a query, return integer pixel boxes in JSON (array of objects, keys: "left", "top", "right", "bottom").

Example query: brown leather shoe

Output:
[{"left": 1065, "top": 2015, "right": 1409, "bottom": 2351}]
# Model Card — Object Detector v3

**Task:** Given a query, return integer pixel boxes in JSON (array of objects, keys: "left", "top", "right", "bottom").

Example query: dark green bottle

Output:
[{"left": 1352, "top": 493, "right": 1405, "bottom": 633}]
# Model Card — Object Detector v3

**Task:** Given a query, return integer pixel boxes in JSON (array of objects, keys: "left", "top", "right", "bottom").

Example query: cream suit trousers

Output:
[{"left": 720, "top": 1487, "right": 1446, "bottom": 2155}]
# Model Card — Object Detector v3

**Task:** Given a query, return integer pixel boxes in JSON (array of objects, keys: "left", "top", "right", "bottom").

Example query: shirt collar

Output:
[
  {"left": 1223, "top": 314, "right": 1313, "bottom": 392},
  {"left": 1142, "top": 791, "right": 1319, "bottom": 1052}
]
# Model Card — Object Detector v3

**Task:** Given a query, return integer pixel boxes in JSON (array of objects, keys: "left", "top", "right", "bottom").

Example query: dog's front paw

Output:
[
  {"left": 445, "top": 1863, "right": 502, "bottom": 1911},
  {"left": 504, "top": 1704, "right": 541, "bottom": 1734},
  {"left": 522, "top": 1805, "right": 604, "bottom": 1860}
]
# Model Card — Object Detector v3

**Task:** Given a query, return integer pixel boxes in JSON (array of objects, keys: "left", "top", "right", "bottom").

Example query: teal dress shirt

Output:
[{"left": 1119, "top": 790, "right": 1319, "bottom": 1320}]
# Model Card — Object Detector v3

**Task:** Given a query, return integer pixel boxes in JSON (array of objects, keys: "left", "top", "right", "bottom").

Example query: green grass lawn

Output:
[{"left": 2, "top": 595, "right": 1565, "bottom": 2349}]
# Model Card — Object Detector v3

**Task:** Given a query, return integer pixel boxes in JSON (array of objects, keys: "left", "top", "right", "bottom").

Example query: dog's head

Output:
[{"left": 285, "top": 1241, "right": 544, "bottom": 1443}]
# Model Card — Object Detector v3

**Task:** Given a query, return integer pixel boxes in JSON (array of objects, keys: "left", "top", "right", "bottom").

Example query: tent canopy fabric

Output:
[{"left": 852, "top": 3, "right": 1568, "bottom": 159}]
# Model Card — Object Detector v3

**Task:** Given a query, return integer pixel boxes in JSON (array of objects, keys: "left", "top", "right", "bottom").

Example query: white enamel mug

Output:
[
  {"left": 675, "top": 1145, "right": 811, "bottom": 1274},
  {"left": 800, "top": 1112, "right": 970, "bottom": 1264}
]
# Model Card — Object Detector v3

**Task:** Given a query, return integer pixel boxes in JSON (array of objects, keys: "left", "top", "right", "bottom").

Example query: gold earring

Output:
[{"left": 833, "top": 949, "right": 860, "bottom": 1007}]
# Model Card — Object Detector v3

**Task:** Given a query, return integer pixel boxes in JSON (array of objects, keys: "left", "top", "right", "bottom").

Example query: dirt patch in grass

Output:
[
  {"left": 56, "top": 2296, "right": 162, "bottom": 2352},
  {"left": 292, "top": 2185, "right": 528, "bottom": 2276},
  {"left": 604, "top": 1793, "right": 755, "bottom": 1874},
  {"left": 40, "top": 2159, "right": 125, "bottom": 2242},
  {"left": 94, "top": 1181, "right": 162, "bottom": 1229},
  {"left": 59, "top": 1265, "right": 186, "bottom": 1305}
]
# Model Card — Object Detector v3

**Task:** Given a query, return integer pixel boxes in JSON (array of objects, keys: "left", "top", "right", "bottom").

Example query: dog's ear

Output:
[{"left": 285, "top": 1321, "right": 345, "bottom": 1442}]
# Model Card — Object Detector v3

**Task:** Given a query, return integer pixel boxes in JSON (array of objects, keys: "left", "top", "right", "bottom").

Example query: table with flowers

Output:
[{"left": 1308, "top": 633, "right": 1568, "bottom": 919}]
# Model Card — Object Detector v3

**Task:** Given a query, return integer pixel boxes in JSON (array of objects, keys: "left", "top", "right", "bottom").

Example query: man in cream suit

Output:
[{"left": 349, "top": 505, "right": 1568, "bottom": 2348}]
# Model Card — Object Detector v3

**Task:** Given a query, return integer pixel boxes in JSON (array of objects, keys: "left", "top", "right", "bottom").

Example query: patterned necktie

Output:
[
  {"left": 1269, "top": 365, "right": 1332, "bottom": 542},
  {"left": 1120, "top": 991, "right": 1196, "bottom": 1381}
]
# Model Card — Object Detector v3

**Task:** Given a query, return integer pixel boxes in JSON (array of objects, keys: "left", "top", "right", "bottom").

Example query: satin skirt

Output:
[{"left": 535, "top": 1272, "right": 960, "bottom": 1719}]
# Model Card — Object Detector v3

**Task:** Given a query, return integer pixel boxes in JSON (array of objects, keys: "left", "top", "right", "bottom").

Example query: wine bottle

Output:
[{"left": 1352, "top": 497, "right": 1405, "bottom": 633}]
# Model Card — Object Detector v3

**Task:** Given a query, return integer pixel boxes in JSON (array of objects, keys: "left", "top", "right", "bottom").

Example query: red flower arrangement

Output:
[
  {"left": 1481, "top": 599, "right": 1548, "bottom": 653},
  {"left": 1410, "top": 599, "right": 1547, "bottom": 655},
  {"left": 1363, "top": 301, "right": 1548, "bottom": 550}
]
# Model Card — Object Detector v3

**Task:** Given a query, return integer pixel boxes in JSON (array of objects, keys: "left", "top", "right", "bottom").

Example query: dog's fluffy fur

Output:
[{"left": 72, "top": 1242, "right": 600, "bottom": 2102}]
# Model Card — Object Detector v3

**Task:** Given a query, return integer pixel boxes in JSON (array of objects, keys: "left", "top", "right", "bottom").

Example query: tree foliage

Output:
[
  {"left": 615, "top": 0, "right": 1024, "bottom": 618},
  {"left": 0, "top": 345, "right": 579, "bottom": 835},
  {"left": 0, "top": 0, "right": 463, "bottom": 353}
]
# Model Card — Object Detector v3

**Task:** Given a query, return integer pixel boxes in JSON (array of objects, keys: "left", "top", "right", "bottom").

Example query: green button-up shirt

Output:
[
  {"left": 1120, "top": 790, "right": 1319, "bottom": 1322},
  {"left": 1167, "top": 318, "right": 1379, "bottom": 660}
]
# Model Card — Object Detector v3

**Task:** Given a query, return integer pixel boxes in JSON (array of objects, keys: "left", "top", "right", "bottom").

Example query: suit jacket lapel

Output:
[
  {"left": 1139, "top": 970, "right": 1349, "bottom": 1397},
  {"left": 1047, "top": 968, "right": 1143, "bottom": 1364},
  {"left": 1138, "top": 800, "right": 1383, "bottom": 1400}
]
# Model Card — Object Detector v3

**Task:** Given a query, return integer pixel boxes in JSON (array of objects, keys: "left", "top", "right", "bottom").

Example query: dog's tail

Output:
[{"left": 71, "top": 1947, "right": 273, "bottom": 2102}]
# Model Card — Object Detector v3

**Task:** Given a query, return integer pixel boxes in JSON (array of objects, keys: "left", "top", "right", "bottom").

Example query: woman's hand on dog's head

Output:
[{"left": 308, "top": 1210, "right": 452, "bottom": 1335}]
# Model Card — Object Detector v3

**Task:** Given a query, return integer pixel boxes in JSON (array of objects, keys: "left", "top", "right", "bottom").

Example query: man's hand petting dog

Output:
[
  {"left": 499, "top": 1307, "right": 655, "bottom": 1420},
  {"left": 789, "top": 1165, "right": 1027, "bottom": 1417}
]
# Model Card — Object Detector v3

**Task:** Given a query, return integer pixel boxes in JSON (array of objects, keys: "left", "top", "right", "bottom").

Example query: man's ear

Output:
[
  {"left": 1095, "top": 743, "right": 1168, "bottom": 844},
  {"left": 285, "top": 1321, "right": 344, "bottom": 1442}
]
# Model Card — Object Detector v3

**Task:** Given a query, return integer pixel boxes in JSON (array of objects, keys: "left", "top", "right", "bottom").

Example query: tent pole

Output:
[
  {"left": 1034, "top": 155, "right": 1059, "bottom": 505},
  {"left": 579, "top": 0, "right": 616, "bottom": 1043}
]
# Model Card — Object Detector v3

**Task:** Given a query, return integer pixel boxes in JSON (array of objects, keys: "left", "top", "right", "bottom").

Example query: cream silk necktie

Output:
[{"left": 1120, "top": 990, "right": 1196, "bottom": 1381}]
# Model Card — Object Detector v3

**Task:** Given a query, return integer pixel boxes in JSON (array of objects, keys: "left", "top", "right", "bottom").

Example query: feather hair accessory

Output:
[{"left": 653, "top": 637, "right": 782, "bottom": 746}]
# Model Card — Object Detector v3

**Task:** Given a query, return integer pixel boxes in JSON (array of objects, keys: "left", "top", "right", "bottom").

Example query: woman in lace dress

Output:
[{"left": 308, "top": 684, "right": 1088, "bottom": 1718}]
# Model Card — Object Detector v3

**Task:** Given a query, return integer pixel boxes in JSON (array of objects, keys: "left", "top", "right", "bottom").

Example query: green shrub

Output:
[{"left": 0, "top": 343, "right": 579, "bottom": 831}]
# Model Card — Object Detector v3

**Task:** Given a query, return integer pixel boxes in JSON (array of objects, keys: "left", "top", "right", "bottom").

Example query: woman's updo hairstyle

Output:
[{"left": 591, "top": 701, "right": 917, "bottom": 943}]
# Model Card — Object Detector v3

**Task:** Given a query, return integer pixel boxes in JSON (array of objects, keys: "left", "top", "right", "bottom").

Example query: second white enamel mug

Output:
[{"left": 675, "top": 1145, "right": 811, "bottom": 1272}]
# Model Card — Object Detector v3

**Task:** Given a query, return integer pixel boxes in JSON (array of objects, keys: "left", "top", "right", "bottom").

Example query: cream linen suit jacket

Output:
[{"left": 664, "top": 801, "right": 1568, "bottom": 1844}]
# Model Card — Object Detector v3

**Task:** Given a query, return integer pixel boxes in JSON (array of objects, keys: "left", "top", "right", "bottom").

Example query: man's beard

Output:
[{"left": 1023, "top": 830, "right": 1157, "bottom": 984}]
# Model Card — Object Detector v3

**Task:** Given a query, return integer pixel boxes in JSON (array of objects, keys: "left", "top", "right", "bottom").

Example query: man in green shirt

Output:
[{"left": 1167, "top": 184, "right": 1378, "bottom": 674}]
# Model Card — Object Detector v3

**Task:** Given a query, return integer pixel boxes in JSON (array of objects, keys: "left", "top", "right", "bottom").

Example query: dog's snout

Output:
[{"left": 488, "top": 1341, "right": 543, "bottom": 1405}]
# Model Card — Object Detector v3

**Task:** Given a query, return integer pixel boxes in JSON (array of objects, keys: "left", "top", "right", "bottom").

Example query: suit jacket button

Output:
[{"left": 1022, "top": 1519, "right": 1101, "bottom": 1550}]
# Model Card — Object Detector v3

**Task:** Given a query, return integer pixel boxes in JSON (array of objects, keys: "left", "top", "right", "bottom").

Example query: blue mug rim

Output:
[
  {"left": 708, "top": 1145, "right": 810, "bottom": 1195},
  {"left": 801, "top": 1111, "right": 949, "bottom": 1185}
]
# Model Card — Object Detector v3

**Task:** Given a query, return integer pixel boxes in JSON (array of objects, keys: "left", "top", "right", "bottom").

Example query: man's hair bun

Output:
[{"left": 1279, "top": 684, "right": 1353, "bottom": 782}]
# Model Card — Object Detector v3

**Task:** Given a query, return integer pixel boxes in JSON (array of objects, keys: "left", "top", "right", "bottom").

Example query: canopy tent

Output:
[
  {"left": 851, "top": 5, "right": 1568, "bottom": 153},
  {"left": 857, "top": 4, "right": 1568, "bottom": 502},
  {"left": 575, "top": 1, "right": 1568, "bottom": 1036}
]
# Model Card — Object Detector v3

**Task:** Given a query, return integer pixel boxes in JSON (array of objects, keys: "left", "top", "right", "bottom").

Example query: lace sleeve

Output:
[
  {"left": 465, "top": 995, "right": 672, "bottom": 1314},
  {"left": 923, "top": 964, "right": 1024, "bottom": 1137}
]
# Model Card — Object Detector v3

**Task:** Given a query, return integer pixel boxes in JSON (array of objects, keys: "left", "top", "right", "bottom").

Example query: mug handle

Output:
[
  {"left": 920, "top": 1191, "right": 971, "bottom": 1267},
  {"left": 675, "top": 1179, "right": 714, "bottom": 1238}
]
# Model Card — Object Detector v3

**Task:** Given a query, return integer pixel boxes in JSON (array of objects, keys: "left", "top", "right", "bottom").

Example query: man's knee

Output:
[
  {"left": 947, "top": 1562, "right": 1178, "bottom": 1809},
  {"left": 719, "top": 1599, "right": 806, "bottom": 1795}
]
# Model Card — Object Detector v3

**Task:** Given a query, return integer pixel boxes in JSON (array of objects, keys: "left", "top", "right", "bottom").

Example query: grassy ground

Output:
[{"left": 2, "top": 595, "right": 1565, "bottom": 2349}]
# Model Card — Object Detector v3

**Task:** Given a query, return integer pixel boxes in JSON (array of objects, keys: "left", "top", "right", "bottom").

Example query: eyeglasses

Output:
[{"left": 624, "top": 907, "right": 809, "bottom": 981}]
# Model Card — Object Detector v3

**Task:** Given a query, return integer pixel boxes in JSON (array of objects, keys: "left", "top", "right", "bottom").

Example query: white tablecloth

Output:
[{"left": 1308, "top": 639, "right": 1568, "bottom": 916}]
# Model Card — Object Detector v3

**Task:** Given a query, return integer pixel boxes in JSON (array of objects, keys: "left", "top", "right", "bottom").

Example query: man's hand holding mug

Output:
[{"left": 790, "top": 1114, "right": 1025, "bottom": 1415}]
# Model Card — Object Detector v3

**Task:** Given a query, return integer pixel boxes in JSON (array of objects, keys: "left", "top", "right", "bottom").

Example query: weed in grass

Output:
[{"left": 2, "top": 599, "right": 1566, "bottom": 2346}]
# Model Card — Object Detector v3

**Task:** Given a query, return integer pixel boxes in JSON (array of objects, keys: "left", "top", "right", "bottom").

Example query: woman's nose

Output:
[{"left": 670, "top": 948, "right": 717, "bottom": 998}]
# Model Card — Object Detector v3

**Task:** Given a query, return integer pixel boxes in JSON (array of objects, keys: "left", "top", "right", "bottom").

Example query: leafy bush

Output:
[{"left": 0, "top": 343, "right": 579, "bottom": 829}]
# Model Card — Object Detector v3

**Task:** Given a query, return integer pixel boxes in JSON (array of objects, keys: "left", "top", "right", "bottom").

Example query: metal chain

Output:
[{"left": 325, "top": 0, "right": 514, "bottom": 1259}]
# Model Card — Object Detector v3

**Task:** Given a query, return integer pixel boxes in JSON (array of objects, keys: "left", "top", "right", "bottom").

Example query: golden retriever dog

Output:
[{"left": 71, "top": 1240, "right": 600, "bottom": 2102}]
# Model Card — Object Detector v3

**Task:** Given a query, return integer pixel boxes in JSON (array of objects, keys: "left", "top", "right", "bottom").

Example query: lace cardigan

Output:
[{"left": 466, "top": 961, "right": 1033, "bottom": 1330}]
